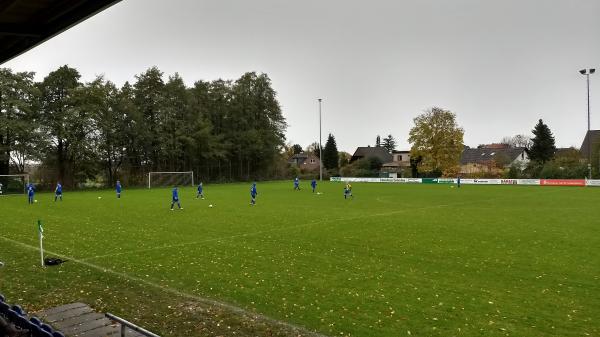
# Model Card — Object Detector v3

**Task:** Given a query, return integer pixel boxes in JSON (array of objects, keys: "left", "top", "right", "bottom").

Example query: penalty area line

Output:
[{"left": 0, "top": 234, "right": 328, "bottom": 337}]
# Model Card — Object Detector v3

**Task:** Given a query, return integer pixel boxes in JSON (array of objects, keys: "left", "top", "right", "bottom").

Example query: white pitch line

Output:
[{"left": 0, "top": 235, "right": 329, "bottom": 337}]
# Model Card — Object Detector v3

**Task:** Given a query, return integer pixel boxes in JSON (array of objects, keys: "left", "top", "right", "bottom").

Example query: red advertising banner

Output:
[{"left": 540, "top": 179, "right": 586, "bottom": 186}]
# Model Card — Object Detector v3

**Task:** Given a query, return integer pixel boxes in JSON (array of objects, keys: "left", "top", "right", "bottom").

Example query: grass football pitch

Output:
[{"left": 1, "top": 181, "right": 599, "bottom": 336}]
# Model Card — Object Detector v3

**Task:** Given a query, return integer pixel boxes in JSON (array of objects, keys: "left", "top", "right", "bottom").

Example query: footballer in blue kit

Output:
[
  {"left": 116, "top": 180, "right": 122, "bottom": 198},
  {"left": 27, "top": 183, "right": 35, "bottom": 204},
  {"left": 250, "top": 182, "right": 257, "bottom": 205},
  {"left": 311, "top": 179, "right": 317, "bottom": 193},
  {"left": 196, "top": 182, "right": 205, "bottom": 199},
  {"left": 54, "top": 182, "right": 63, "bottom": 202},
  {"left": 293, "top": 177, "right": 300, "bottom": 190},
  {"left": 170, "top": 186, "right": 183, "bottom": 210}
]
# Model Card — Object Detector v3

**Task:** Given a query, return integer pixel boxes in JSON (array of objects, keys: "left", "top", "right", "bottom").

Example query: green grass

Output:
[{"left": 1, "top": 181, "right": 599, "bottom": 336}]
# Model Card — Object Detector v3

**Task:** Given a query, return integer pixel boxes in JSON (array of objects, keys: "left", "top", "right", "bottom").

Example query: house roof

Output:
[
  {"left": 580, "top": 130, "right": 600, "bottom": 157},
  {"left": 351, "top": 146, "right": 393, "bottom": 163},
  {"left": 460, "top": 147, "right": 526, "bottom": 165},
  {"left": 0, "top": 0, "right": 121, "bottom": 64}
]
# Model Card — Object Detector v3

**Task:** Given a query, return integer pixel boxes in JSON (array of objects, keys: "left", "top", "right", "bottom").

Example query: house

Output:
[
  {"left": 350, "top": 146, "right": 393, "bottom": 163},
  {"left": 580, "top": 130, "right": 600, "bottom": 159},
  {"left": 381, "top": 150, "right": 412, "bottom": 176},
  {"left": 288, "top": 152, "right": 320, "bottom": 171},
  {"left": 460, "top": 144, "right": 529, "bottom": 174}
]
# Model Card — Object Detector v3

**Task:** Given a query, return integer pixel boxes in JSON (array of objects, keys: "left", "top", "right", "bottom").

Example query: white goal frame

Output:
[
  {"left": 0, "top": 174, "right": 30, "bottom": 195},
  {"left": 147, "top": 171, "right": 194, "bottom": 189}
]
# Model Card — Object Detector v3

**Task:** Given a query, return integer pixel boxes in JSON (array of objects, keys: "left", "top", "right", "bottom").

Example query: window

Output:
[
  {"left": 398, "top": 155, "right": 403, "bottom": 161},
  {"left": 310, "top": 159, "right": 315, "bottom": 163}
]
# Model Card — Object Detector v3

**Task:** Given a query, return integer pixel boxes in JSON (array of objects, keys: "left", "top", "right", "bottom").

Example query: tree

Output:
[
  {"left": 307, "top": 142, "right": 321, "bottom": 158},
  {"left": 382, "top": 134, "right": 396, "bottom": 153},
  {"left": 38, "top": 65, "right": 90, "bottom": 186},
  {"left": 133, "top": 66, "right": 165, "bottom": 170},
  {"left": 501, "top": 134, "right": 532, "bottom": 149},
  {"left": 408, "top": 107, "right": 464, "bottom": 173},
  {"left": 339, "top": 152, "right": 351, "bottom": 167},
  {"left": 292, "top": 144, "right": 303, "bottom": 154},
  {"left": 87, "top": 76, "right": 128, "bottom": 185},
  {"left": 323, "top": 133, "right": 339, "bottom": 170},
  {"left": 410, "top": 155, "right": 422, "bottom": 177},
  {"left": 528, "top": 119, "right": 556, "bottom": 164},
  {"left": 0, "top": 68, "right": 39, "bottom": 174},
  {"left": 375, "top": 135, "right": 381, "bottom": 147}
]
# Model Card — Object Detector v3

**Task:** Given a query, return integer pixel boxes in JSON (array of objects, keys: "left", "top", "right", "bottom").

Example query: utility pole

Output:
[
  {"left": 318, "top": 98, "right": 323, "bottom": 181},
  {"left": 580, "top": 68, "right": 596, "bottom": 179}
]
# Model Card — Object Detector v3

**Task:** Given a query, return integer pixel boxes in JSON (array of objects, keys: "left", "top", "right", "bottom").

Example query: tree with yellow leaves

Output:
[{"left": 408, "top": 107, "right": 464, "bottom": 176}]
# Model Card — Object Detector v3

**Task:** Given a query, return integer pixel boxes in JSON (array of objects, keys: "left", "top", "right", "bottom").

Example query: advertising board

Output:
[{"left": 540, "top": 179, "right": 586, "bottom": 186}]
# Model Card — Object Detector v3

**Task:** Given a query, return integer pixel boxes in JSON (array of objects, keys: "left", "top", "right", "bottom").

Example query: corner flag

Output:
[
  {"left": 38, "top": 220, "right": 44, "bottom": 239},
  {"left": 38, "top": 220, "right": 44, "bottom": 267}
]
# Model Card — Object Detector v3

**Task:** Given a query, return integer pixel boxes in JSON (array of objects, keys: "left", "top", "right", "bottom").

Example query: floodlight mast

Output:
[
  {"left": 580, "top": 68, "right": 595, "bottom": 179},
  {"left": 318, "top": 98, "right": 323, "bottom": 181}
]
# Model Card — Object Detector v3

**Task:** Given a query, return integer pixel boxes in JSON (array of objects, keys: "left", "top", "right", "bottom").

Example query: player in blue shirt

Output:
[
  {"left": 170, "top": 186, "right": 183, "bottom": 210},
  {"left": 250, "top": 182, "right": 258, "bottom": 205},
  {"left": 196, "top": 182, "right": 205, "bottom": 199},
  {"left": 116, "top": 180, "right": 122, "bottom": 198},
  {"left": 311, "top": 179, "right": 317, "bottom": 193},
  {"left": 457, "top": 176, "right": 461, "bottom": 188},
  {"left": 54, "top": 182, "right": 63, "bottom": 202},
  {"left": 293, "top": 177, "right": 300, "bottom": 191},
  {"left": 27, "top": 183, "right": 35, "bottom": 204},
  {"left": 344, "top": 183, "right": 353, "bottom": 199}
]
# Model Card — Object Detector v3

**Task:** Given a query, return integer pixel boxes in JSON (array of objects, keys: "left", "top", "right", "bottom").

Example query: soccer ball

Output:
[
  {"left": 209, "top": 204, "right": 213, "bottom": 208},
  {"left": 98, "top": 196, "right": 102, "bottom": 199},
  {"left": 34, "top": 200, "right": 38, "bottom": 203}
]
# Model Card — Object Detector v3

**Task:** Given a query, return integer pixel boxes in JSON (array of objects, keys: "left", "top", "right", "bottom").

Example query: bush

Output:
[{"left": 339, "top": 159, "right": 380, "bottom": 177}]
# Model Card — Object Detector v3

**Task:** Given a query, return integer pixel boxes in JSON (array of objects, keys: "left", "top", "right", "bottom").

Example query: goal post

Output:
[
  {"left": 0, "top": 174, "right": 29, "bottom": 195},
  {"left": 147, "top": 171, "right": 194, "bottom": 189}
]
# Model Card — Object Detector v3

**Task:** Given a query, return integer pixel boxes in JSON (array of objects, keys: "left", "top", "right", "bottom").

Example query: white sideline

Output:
[{"left": 0, "top": 235, "right": 328, "bottom": 337}]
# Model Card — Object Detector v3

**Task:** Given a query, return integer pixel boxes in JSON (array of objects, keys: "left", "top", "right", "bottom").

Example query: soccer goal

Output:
[
  {"left": 0, "top": 174, "right": 29, "bottom": 195},
  {"left": 147, "top": 171, "right": 194, "bottom": 189}
]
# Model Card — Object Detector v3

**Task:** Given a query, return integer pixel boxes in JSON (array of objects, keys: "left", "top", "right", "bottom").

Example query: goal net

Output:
[
  {"left": 0, "top": 174, "right": 29, "bottom": 195},
  {"left": 148, "top": 171, "right": 194, "bottom": 188}
]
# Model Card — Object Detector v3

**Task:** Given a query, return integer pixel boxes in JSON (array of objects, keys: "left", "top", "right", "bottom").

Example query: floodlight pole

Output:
[
  {"left": 580, "top": 69, "right": 595, "bottom": 179},
  {"left": 318, "top": 98, "right": 323, "bottom": 181}
]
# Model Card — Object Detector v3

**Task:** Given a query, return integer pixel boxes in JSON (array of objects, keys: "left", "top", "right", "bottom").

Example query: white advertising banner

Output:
[
  {"left": 586, "top": 179, "right": 600, "bottom": 187},
  {"left": 517, "top": 179, "right": 540, "bottom": 185}
]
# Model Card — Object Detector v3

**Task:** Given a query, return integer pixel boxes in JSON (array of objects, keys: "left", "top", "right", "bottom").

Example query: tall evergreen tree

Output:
[
  {"left": 528, "top": 119, "right": 556, "bottom": 163},
  {"left": 323, "top": 133, "right": 339, "bottom": 170},
  {"left": 382, "top": 134, "right": 396, "bottom": 153}
]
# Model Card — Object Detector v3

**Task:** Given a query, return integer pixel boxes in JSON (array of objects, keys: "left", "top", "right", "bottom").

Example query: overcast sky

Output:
[{"left": 4, "top": 0, "right": 600, "bottom": 152}]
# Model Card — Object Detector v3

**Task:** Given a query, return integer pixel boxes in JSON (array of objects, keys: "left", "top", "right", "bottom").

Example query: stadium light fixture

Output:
[
  {"left": 580, "top": 68, "right": 595, "bottom": 179},
  {"left": 318, "top": 98, "right": 323, "bottom": 181}
]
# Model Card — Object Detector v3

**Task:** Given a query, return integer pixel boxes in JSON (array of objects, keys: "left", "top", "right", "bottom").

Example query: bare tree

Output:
[{"left": 501, "top": 134, "right": 532, "bottom": 149}]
